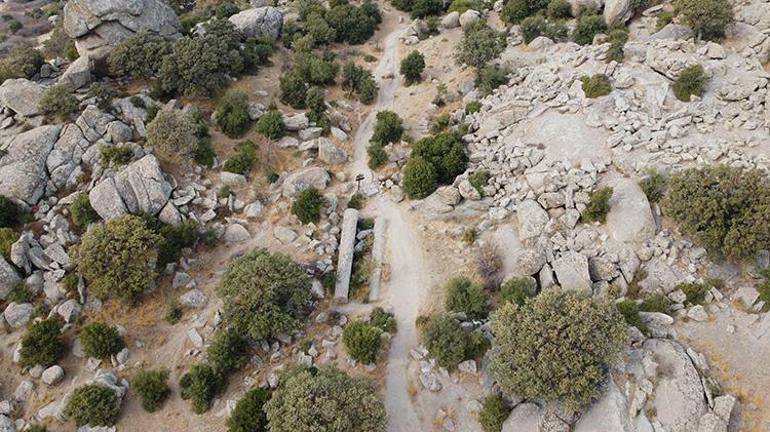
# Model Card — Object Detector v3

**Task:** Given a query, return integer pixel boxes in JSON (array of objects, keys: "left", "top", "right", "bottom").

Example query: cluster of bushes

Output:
[
  {"left": 108, "top": 20, "right": 274, "bottom": 97},
  {"left": 489, "top": 290, "right": 627, "bottom": 411},
  {"left": 475, "top": 64, "right": 511, "bottom": 96},
  {"left": 444, "top": 276, "right": 489, "bottom": 319},
  {"left": 582, "top": 186, "right": 613, "bottom": 223},
  {"left": 420, "top": 313, "right": 489, "bottom": 369},
  {"left": 674, "top": 0, "right": 734, "bottom": 41},
  {"left": 80, "top": 322, "right": 124, "bottom": 359},
  {"left": 0, "top": 44, "right": 44, "bottom": 83},
  {"left": 400, "top": 50, "right": 426, "bottom": 85},
  {"left": 292, "top": 187, "right": 327, "bottom": 224},
  {"left": 297, "top": 0, "right": 381, "bottom": 46},
  {"left": 64, "top": 383, "right": 121, "bottom": 426},
  {"left": 280, "top": 51, "right": 337, "bottom": 109},
  {"left": 19, "top": 318, "right": 66, "bottom": 368},
  {"left": 227, "top": 387, "right": 270, "bottom": 432},
  {"left": 403, "top": 131, "right": 468, "bottom": 199},
  {"left": 40, "top": 84, "right": 79, "bottom": 121},
  {"left": 146, "top": 108, "right": 214, "bottom": 166},
  {"left": 69, "top": 193, "right": 100, "bottom": 229},
  {"left": 606, "top": 27, "right": 630, "bottom": 63},
  {"left": 502, "top": 0, "right": 551, "bottom": 23},
  {"left": 342, "top": 308, "right": 396, "bottom": 364},
  {"left": 100, "top": 145, "right": 134, "bottom": 166},
  {"left": 456, "top": 22, "right": 507, "bottom": 68},
  {"left": 367, "top": 110, "right": 403, "bottom": 169},
  {"left": 391, "top": 0, "right": 444, "bottom": 19},
  {"left": 223, "top": 140, "right": 258, "bottom": 175},
  {"left": 264, "top": 366, "right": 387, "bottom": 431},
  {"left": 341, "top": 62, "right": 378, "bottom": 104},
  {"left": 520, "top": 15, "right": 569, "bottom": 44},
  {"left": 133, "top": 369, "right": 171, "bottom": 412},
  {"left": 673, "top": 64, "right": 707, "bottom": 102},
  {"left": 573, "top": 12, "right": 608, "bottom": 45},
  {"left": 663, "top": 166, "right": 770, "bottom": 260},
  {"left": 256, "top": 108, "right": 286, "bottom": 140},
  {"left": 217, "top": 250, "right": 312, "bottom": 341},
  {"left": 639, "top": 168, "right": 667, "bottom": 203},
  {"left": 215, "top": 90, "right": 251, "bottom": 137},
  {"left": 500, "top": 276, "right": 537, "bottom": 306}
]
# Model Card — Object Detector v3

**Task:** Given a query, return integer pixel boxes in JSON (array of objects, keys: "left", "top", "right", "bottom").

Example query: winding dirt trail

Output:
[{"left": 348, "top": 19, "right": 427, "bottom": 432}]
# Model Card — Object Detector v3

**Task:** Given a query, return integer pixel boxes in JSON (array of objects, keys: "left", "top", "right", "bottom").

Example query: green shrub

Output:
[
  {"left": 573, "top": 13, "right": 607, "bottom": 45},
  {"left": 580, "top": 74, "right": 612, "bottom": 98},
  {"left": 154, "top": 218, "right": 201, "bottom": 267},
  {"left": 676, "top": 282, "right": 709, "bottom": 305},
  {"left": 663, "top": 166, "right": 770, "bottom": 259},
  {"left": 445, "top": 276, "right": 489, "bottom": 319},
  {"left": 215, "top": 2, "right": 240, "bottom": 18},
  {"left": 402, "top": 157, "right": 438, "bottom": 199},
  {"left": 108, "top": 32, "right": 172, "bottom": 79},
  {"left": 478, "top": 394, "right": 511, "bottom": 432},
  {"left": 0, "top": 227, "right": 18, "bottom": 259},
  {"left": 673, "top": 64, "right": 706, "bottom": 102},
  {"left": 26, "top": 425, "right": 47, "bottom": 432},
  {"left": 448, "top": 0, "right": 483, "bottom": 13},
  {"left": 0, "top": 196, "right": 24, "bottom": 228},
  {"left": 639, "top": 169, "right": 667, "bottom": 203},
  {"left": 255, "top": 109, "right": 285, "bottom": 140},
  {"left": 69, "top": 193, "right": 100, "bottom": 228},
  {"left": 582, "top": 186, "right": 613, "bottom": 223},
  {"left": 64, "top": 384, "right": 120, "bottom": 426},
  {"left": 100, "top": 145, "right": 134, "bottom": 166},
  {"left": 19, "top": 318, "right": 65, "bottom": 368},
  {"left": 521, "top": 15, "right": 546, "bottom": 43},
  {"left": 343, "top": 319, "right": 383, "bottom": 364},
  {"left": 0, "top": 44, "right": 44, "bottom": 82},
  {"left": 400, "top": 50, "right": 425, "bottom": 85},
  {"left": 207, "top": 328, "right": 250, "bottom": 374},
  {"left": 411, "top": 0, "right": 443, "bottom": 18},
  {"left": 133, "top": 369, "right": 171, "bottom": 412},
  {"left": 656, "top": 10, "right": 674, "bottom": 31},
  {"left": 280, "top": 52, "right": 337, "bottom": 108},
  {"left": 291, "top": 187, "right": 326, "bottom": 224},
  {"left": 606, "top": 27, "right": 629, "bottom": 63},
  {"left": 227, "top": 387, "right": 270, "bottom": 432},
  {"left": 180, "top": 363, "right": 225, "bottom": 414},
  {"left": 43, "top": 22, "right": 77, "bottom": 61},
  {"left": 264, "top": 366, "right": 386, "bottom": 432},
  {"left": 639, "top": 293, "right": 670, "bottom": 313},
  {"left": 421, "top": 313, "right": 485, "bottom": 369},
  {"left": 502, "top": 0, "right": 530, "bottom": 23},
  {"left": 475, "top": 64, "right": 510, "bottom": 96},
  {"left": 500, "top": 277, "right": 537, "bottom": 306},
  {"left": 616, "top": 300, "right": 649, "bottom": 335},
  {"left": 674, "top": 0, "right": 733, "bottom": 40},
  {"left": 87, "top": 82, "right": 115, "bottom": 111},
  {"left": 146, "top": 109, "right": 200, "bottom": 164},
  {"left": 367, "top": 143, "right": 388, "bottom": 169},
  {"left": 371, "top": 110, "right": 404, "bottom": 144},
  {"left": 490, "top": 290, "right": 627, "bottom": 411},
  {"left": 456, "top": 22, "right": 507, "bottom": 68},
  {"left": 217, "top": 250, "right": 312, "bottom": 340},
  {"left": 411, "top": 132, "right": 468, "bottom": 184},
  {"left": 6, "top": 282, "right": 32, "bottom": 303},
  {"left": 41, "top": 84, "right": 79, "bottom": 120},
  {"left": 242, "top": 37, "right": 274, "bottom": 72},
  {"left": 159, "top": 19, "right": 244, "bottom": 97},
  {"left": 430, "top": 113, "right": 450, "bottom": 134},
  {"left": 216, "top": 90, "right": 251, "bottom": 137},
  {"left": 369, "top": 307, "right": 397, "bottom": 333},
  {"left": 223, "top": 141, "right": 258, "bottom": 175},
  {"left": 466, "top": 101, "right": 482, "bottom": 113},
  {"left": 326, "top": 3, "right": 377, "bottom": 44},
  {"left": 391, "top": 0, "right": 414, "bottom": 12},
  {"left": 758, "top": 268, "right": 770, "bottom": 305},
  {"left": 80, "top": 322, "right": 124, "bottom": 359},
  {"left": 75, "top": 215, "right": 162, "bottom": 303},
  {"left": 468, "top": 170, "right": 489, "bottom": 196},
  {"left": 165, "top": 299, "right": 183, "bottom": 324},
  {"left": 547, "top": 0, "right": 571, "bottom": 18}
]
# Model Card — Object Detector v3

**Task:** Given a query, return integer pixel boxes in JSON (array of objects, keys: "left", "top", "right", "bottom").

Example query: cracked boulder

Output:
[
  {"left": 0, "top": 79, "right": 45, "bottom": 117},
  {"left": 0, "top": 125, "right": 62, "bottom": 205},
  {"left": 227, "top": 6, "right": 283, "bottom": 39}
]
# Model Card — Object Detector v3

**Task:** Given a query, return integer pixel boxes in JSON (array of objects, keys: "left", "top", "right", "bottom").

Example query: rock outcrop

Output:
[
  {"left": 228, "top": 7, "right": 283, "bottom": 39},
  {"left": 89, "top": 154, "right": 173, "bottom": 219},
  {"left": 0, "top": 79, "right": 45, "bottom": 117},
  {"left": 0, "top": 125, "right": 62, "bottom": 205}
]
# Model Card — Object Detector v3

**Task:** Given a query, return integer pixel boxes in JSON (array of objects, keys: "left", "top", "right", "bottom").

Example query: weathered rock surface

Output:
[
  {"left": 282, "top": 167, "right": 331, "bottom": 197},
  {"left": 552, "top": 251, "right": 592, "bottom": 292},
  {"left": 228, "top": 7, "right": 283, "bottom": 39},
  {"left": 0, "top": 257, "right": 20, "bottom": 301},
  {"left": 0, "top": 125, "right": 62, "bottom": 205},
  {"left": 89, "top": 154, "right": 172, "bottom": 219},
  {"left": 0, "top": 79, "right": 45, "bottom": 117}
]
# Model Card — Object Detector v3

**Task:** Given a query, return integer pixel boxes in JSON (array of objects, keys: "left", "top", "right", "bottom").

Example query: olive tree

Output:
[{"left": 489, "top": 290, "right": 627, "bottom": 411}]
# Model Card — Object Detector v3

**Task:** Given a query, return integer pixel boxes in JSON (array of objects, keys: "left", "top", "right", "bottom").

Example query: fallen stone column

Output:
[
  {"left": 368, "top": 217, "right": 386, "bottom": 302},
  {"left": 334, "top": 208, "right": 359, "bottom": 300}
]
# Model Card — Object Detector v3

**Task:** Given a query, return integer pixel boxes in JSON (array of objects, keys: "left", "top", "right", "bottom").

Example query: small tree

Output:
[
  {"left": 255, "top": 109, "right": 286, "bottom": 140},
  {"left": 582, "top": 186, "right": 613, "bottom": 223},
  {"left": 367, "top": 143, "right": 388, "bottom": 169},
  {"left": 420, "top": 314, "right": 476, "bottom": 369},
  {"left": 371, "top": 110, "right": 404, "bottom": 144},
  {"left": 264, "top": 366, "right": 387, "bottom": 432},
  {"left": 343, "top": 319, "right": 383, "bottom": 364},
  {"left": 146, "top": 109, "right": 199, "bottom": 164},
  {"left": 79, "top": 322, "right": 124, "bottom": 359},
  {"left": 64, "top": 384, "right": 120, "bottom": 426},
  {"left": 400, "top": 51, "right": 425, "bottom": 85},
  {"left": 108, "top": 32, "right": 173, "bottom": 79},
  {"left": 572, "top": 13, "right": 607, "bottom": 45},
  {"left": 444, "top": 276, "right": 489, "bottom": 319},
  {"left": 69, "top": 193, "right": 100, "bottom": 228},
  {"left": 546, "top": 0, "right": 571, "bottom": 18},
  {"left": 133, "top": 369, "right": 171, "bottom": 412},
  {"left": 410, "top": 0, "right": 443, "bottom": 18},
  {"left": 478, "top": 394, "right": 511, "bottom": 432},
  {"left": 216, "top": 90, "right": 251, "bottom": 137},
  {"left": 227, "top": 387, "right": 270, "bottom": 432},
  {"left": 207, "top": 328, "right": 250, "bottom": 375},
  {"left": 217, "top": 250, "right": 312, "bottom": 341},
  {"left": 19, "top": 318, "right": 65, "bottom": 368},
  {"left": 411, "top": 132, "right": 468, "bottom": 184},
  {"left": 40, "top": 84, "right": 79, "bottom": 120},
  {"left": 402, "top": 157, "right": 438, "bottom": 199},
  {"left": 75, "top": 215, "right": 162, "bottom": 303},
  {"left": 639, "top": 169, "right": 667, "bottom": 204},
  {"left": 180, "top": 363, "right": 225, "bottom": 414},
  {"left": 673, "top": 64, "right": 707, "bottom": 102},
  {"left": 292, "top": 187, "right": 326, "bottom": 224},
  {"left": 223, "top": 141, "right": 258, "bottom": 175},
  {"left": 489, "top": 290, "right": 627, "bottom": 411},
  {"left": 674, "top": 0, "right": 734, "bottom": 40},
  {"left": 456, "top": 22, "right": 507, "bottom": 68}
]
